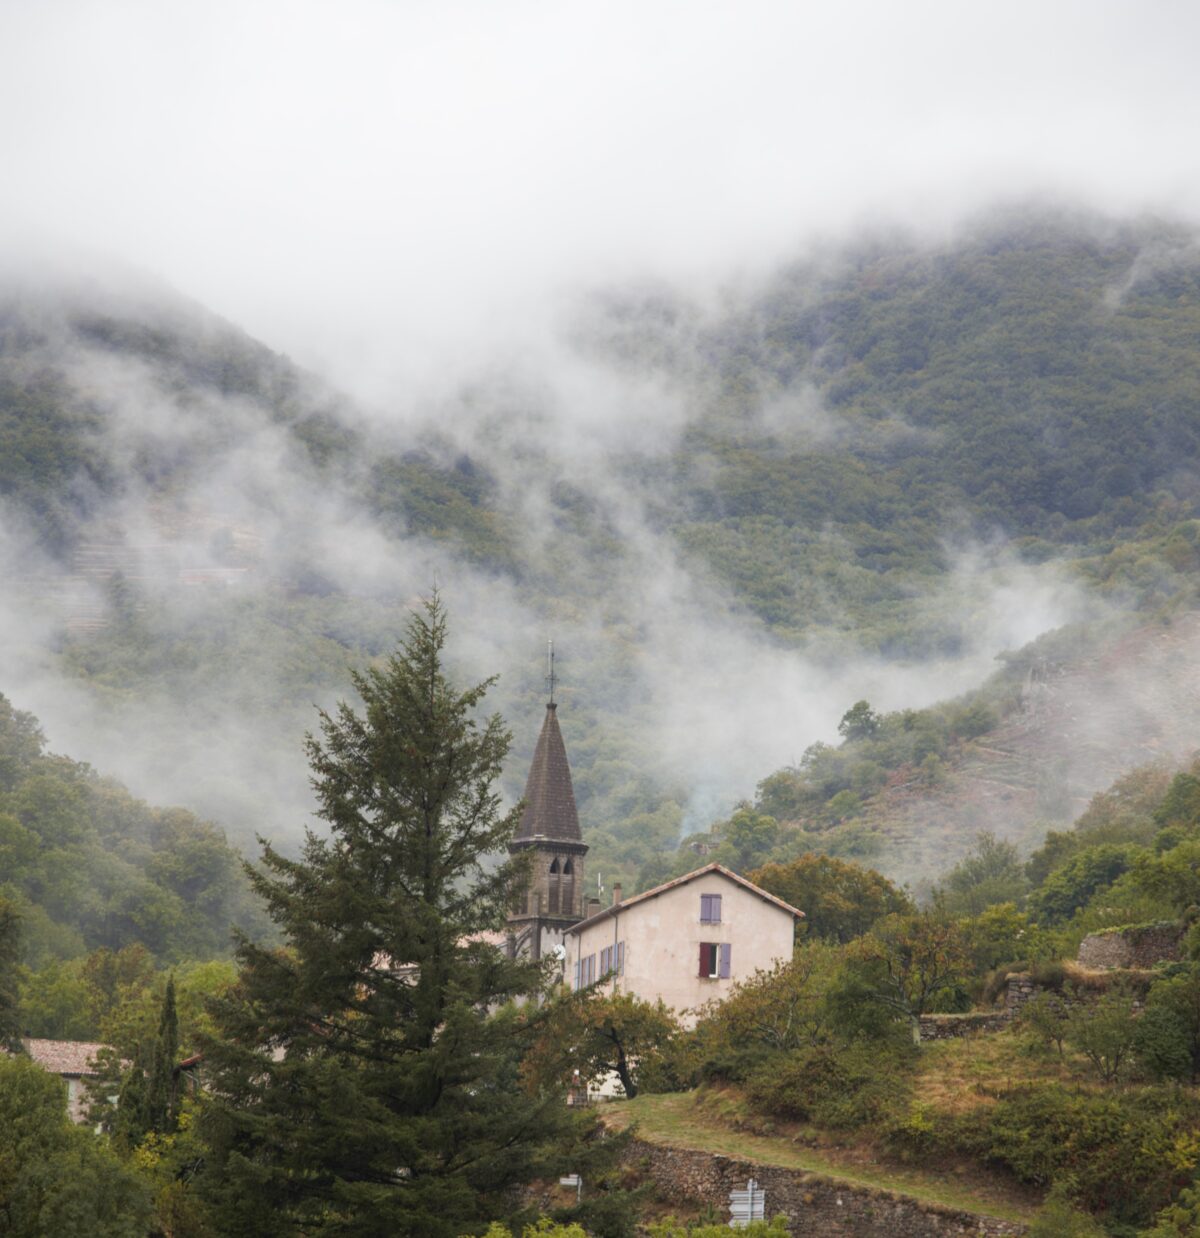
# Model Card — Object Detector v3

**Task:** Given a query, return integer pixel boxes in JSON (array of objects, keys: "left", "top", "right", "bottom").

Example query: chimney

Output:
[
  {"left": 587, "top": 896, "right": 601, "bottom": 918},
  {"left": 612, "top": 883, "right": 623, "bottom": 907}
]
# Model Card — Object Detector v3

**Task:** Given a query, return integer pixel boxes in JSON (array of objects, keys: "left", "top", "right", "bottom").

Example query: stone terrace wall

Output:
[
  {"left": 918, "top": 1012, "right": 1010, "bottom": 1041},
  {"left": 622, "top": 1138, "right": 1027, "bottom": 1236},
  {"left": 1077, "top": 923, "right": 1184, "bottom": 970}
]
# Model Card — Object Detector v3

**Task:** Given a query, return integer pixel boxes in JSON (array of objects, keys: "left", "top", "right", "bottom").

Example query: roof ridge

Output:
[{"left": 567, "top": 862, "right": 804, "bottom": 933}]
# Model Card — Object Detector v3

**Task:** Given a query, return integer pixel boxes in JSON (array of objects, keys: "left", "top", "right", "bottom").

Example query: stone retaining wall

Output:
[
  {"left": 622, "top": 1138, "right": 1027, "bottom": 1236},
  {"left": 1077, "top": 923, "right": 1184, "bottom": 970},
  {"left": 918, "top": 1012, "right": 1011, "bottom": 1041}
]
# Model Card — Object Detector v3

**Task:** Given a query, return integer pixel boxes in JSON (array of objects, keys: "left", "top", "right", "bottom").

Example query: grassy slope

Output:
[{"left": 605, "top": 1086, "right": 1038, "bottom": 1224}]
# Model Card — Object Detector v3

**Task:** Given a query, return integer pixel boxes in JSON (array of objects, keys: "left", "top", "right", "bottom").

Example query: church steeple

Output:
[
  {"left": 508, "top": 650, "right": 588, "bottom": 950},
  {"left": 513, "top": 702, "right": 582, "bottom": 844}
]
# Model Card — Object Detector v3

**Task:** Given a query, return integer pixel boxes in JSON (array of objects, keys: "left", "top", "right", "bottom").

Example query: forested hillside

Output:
[{"left": 3, "top": 210, "right": 1200, "bottom": 895}]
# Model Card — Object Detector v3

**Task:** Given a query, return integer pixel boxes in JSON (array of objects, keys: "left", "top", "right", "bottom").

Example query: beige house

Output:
[{"left": 565, "top": 863, "right": 803, "bottom": 1026}]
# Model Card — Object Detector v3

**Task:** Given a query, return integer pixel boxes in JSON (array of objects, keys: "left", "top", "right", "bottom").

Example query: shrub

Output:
[
  {"left": 745, "top": 1042, "right": 912, "bottom": 1130},
  {"left": 963, "top": 1084, "right": 1200, "bottom": 1224}
]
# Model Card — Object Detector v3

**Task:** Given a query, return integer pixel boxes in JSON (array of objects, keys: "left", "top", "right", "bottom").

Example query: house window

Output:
[
  {"left": 599, "top": 942, "right": 625, "bottom": 977},
  {"left": 576, "top": 953, "right": 595, "bottom": 988},
  {"left": 698, "top": 942, "right": 732, "bottom": 979},
  {"left": 699, "top": 893, "right": 722, "bottom": 924}
]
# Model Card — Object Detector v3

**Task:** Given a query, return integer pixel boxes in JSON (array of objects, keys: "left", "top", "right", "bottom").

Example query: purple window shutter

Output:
[
  {"left": 700, "top": 894, "right": 711, "bottom": 922},
  {"left": 698, "top": 943, "right": 708, "bottom": 977},
  {"left": 719, "top": 943, "right": 732, "bottom": 978},
  {"left": 712, "top": 894, "right": 722, "bottom": 923}
]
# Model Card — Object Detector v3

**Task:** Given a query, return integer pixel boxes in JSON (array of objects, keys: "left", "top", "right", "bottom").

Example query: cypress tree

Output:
[
  {"left": 0, "top": 897, "right": 20, "bottom": 1052},
  {"left": 199, "top": 598, "right": 580, "bottom": 1236},
  {"left": 145, "top": 974, "right": 179, "bottom": 1135}
]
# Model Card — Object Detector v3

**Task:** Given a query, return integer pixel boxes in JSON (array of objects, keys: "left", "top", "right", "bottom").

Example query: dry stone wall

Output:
[
  {"left": 917, "top": 1012, "right": 1010, "bottom": 1041},
  {"left": 622, "top": 1138, "right": 1027, "bottom": 1236},
  {"left": 1076, "top": 923, "right": 1183, "bottom": 970}
]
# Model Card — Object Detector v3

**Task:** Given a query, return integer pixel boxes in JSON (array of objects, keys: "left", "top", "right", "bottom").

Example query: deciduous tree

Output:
[
  {"left": 750, "top": 853, "right": 910, "bottom": 943},
  {"left": 523, "top": 989, "right": 680, "bottom": 1099}
]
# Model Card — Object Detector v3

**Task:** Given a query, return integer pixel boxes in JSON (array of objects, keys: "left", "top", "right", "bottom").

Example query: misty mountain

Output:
[{"left": 3, "top": 208, "right": 1200, "bottom": 892}]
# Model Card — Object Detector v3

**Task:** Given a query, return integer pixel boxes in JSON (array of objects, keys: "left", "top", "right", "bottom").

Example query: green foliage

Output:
[
  {"left": 1140, "top": 969, "right": 1200, "bottom": 1083},
  {"left": 935, "top": 832, "right": 1028, "bottom": 917},
  {"left": 838, "top": 700, "right": 880, "bottom": 742},
  {"left": 646, "top": 1217, "right": 788, "bottom": 1238},
  {"left": 691, "top": 942, "right": 842, "bottom": 1080},
  {"left": 954, "top": 1083, "right": 1200, "bottom": 1224},
  {"left": 1155, "top": 773, "right": 1200, "bottom": 831},
  {"left": 749, "top": 853, "right": 911, "bottom": 943},
  {"left": 1143, "top": 1181, "right": 1200, "bottom": 1237},
  {"left": 0, "top": 894, "right": 20, "bottom": 1049},
  {"left": 1065, "top": 985, "right": 1141, "bottom": 1083},
  {"left": 839, "top": 913, "right": 971, "bottom": 1038},
  {"left": 962, "top": 903, "right": 1052, "bottom": 975},
  {"left": 1026, "top": 1183, "right": 1106, "bottom": 1237},
  {"left": 0, "top": 693, "right": 266, "bottom": 967},
  {"left": 1134, "top": 1004, "right": 1193, "bottom": 1084},
  {"left": 1018, "top": 989, "right": 1069, "bottom": 1059},
  {"left": 523, "top": 990, "right": 683, "bottom": 1099},
  {"left": 0, "top": 1054, "right": 152, "bottom": 1237},
  {"left": 745, "top": 1040, "right": 912, "bottom": 1130},
  {"left": 1027, "top": 843, "right": 1141, "bottom": 925},
  {"left": 713, "top": 805, "right": 779, "bottom": 873},
  {"left": 198, "top": 600, "right": 594, "bottom": 1236},
  {"left": 1134, "top": 841, "right": 1200, "bottom": 914}
]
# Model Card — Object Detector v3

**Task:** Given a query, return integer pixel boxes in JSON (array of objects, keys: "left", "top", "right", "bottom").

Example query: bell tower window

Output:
[{"left": 548, "top": 857, "right": 561, "bottom": 914}]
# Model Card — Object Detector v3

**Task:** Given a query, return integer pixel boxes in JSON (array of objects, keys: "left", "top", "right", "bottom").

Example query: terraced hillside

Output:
[{"left": 865, "top": 613, "right": 1200, "bottom": 881}]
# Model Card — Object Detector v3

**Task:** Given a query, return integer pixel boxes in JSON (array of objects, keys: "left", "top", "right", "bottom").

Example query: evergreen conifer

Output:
[{"left": 199, "top": 598, "right": 585, "bottom": 1236}]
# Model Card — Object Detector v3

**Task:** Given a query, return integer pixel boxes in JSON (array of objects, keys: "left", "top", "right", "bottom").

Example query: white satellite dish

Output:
[{"left": 552, "top": 944, "right": 567, "bottom": 961}]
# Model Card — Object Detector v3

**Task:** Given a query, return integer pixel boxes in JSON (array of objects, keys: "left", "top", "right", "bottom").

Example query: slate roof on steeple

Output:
[{"left": 514, "top": 703, "right": 582, "bottom": 843}]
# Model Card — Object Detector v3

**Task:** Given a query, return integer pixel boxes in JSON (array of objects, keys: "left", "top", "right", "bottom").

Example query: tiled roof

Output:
[
  {"left": 566, "top": 863, "right": 805, "bottom": 935},
  {"left": 513, "top": 703, "right": 582, "bottom": 843},
  {"left": 20, "top": 1039, "right": 108, "bottom": 1076}
]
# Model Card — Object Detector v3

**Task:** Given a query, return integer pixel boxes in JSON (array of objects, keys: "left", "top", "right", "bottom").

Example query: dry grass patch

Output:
[{"left": 913, "top": 1029, "right": 1078, "bottom": 1113}]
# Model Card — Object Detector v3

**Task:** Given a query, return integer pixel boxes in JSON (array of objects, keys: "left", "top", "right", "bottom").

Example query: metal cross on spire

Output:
[{"left": 545, "top": 639, "right": 557, "bottom": 705}]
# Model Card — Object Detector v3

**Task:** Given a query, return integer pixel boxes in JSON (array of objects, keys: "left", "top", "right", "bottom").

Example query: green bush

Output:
[
  {"left": 745, "top": 1042, "right": 912, "bottom": 1130},
  {"left": 956, "top": 1084, "right": 1200, "bottom": 1225}
]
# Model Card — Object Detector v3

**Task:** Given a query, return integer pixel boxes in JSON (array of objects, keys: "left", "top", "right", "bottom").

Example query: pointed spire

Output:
[{"left": 514, "top": 702, "right": 582, "bottom": 843}]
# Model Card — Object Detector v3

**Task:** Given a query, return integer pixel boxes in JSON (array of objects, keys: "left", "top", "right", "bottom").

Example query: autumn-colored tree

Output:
[
  {"left": 837, "top": 913, "right": 970, "bottom": 1042},
  {"left": 523, "top": 989, "right": 681, "bottom": 1099},
  {"left": 750, "top": 853, "right": 911, "bottom": 943}
]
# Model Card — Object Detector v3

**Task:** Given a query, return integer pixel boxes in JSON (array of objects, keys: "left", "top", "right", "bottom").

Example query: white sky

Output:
[{"left": 2, "top": 0, "right": 1199, "bottom": 396}]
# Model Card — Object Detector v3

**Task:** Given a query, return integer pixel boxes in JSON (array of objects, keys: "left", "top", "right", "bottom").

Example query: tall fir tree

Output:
[{"left": 199, "top": 598, "right": 585, "bottom": 1236}]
